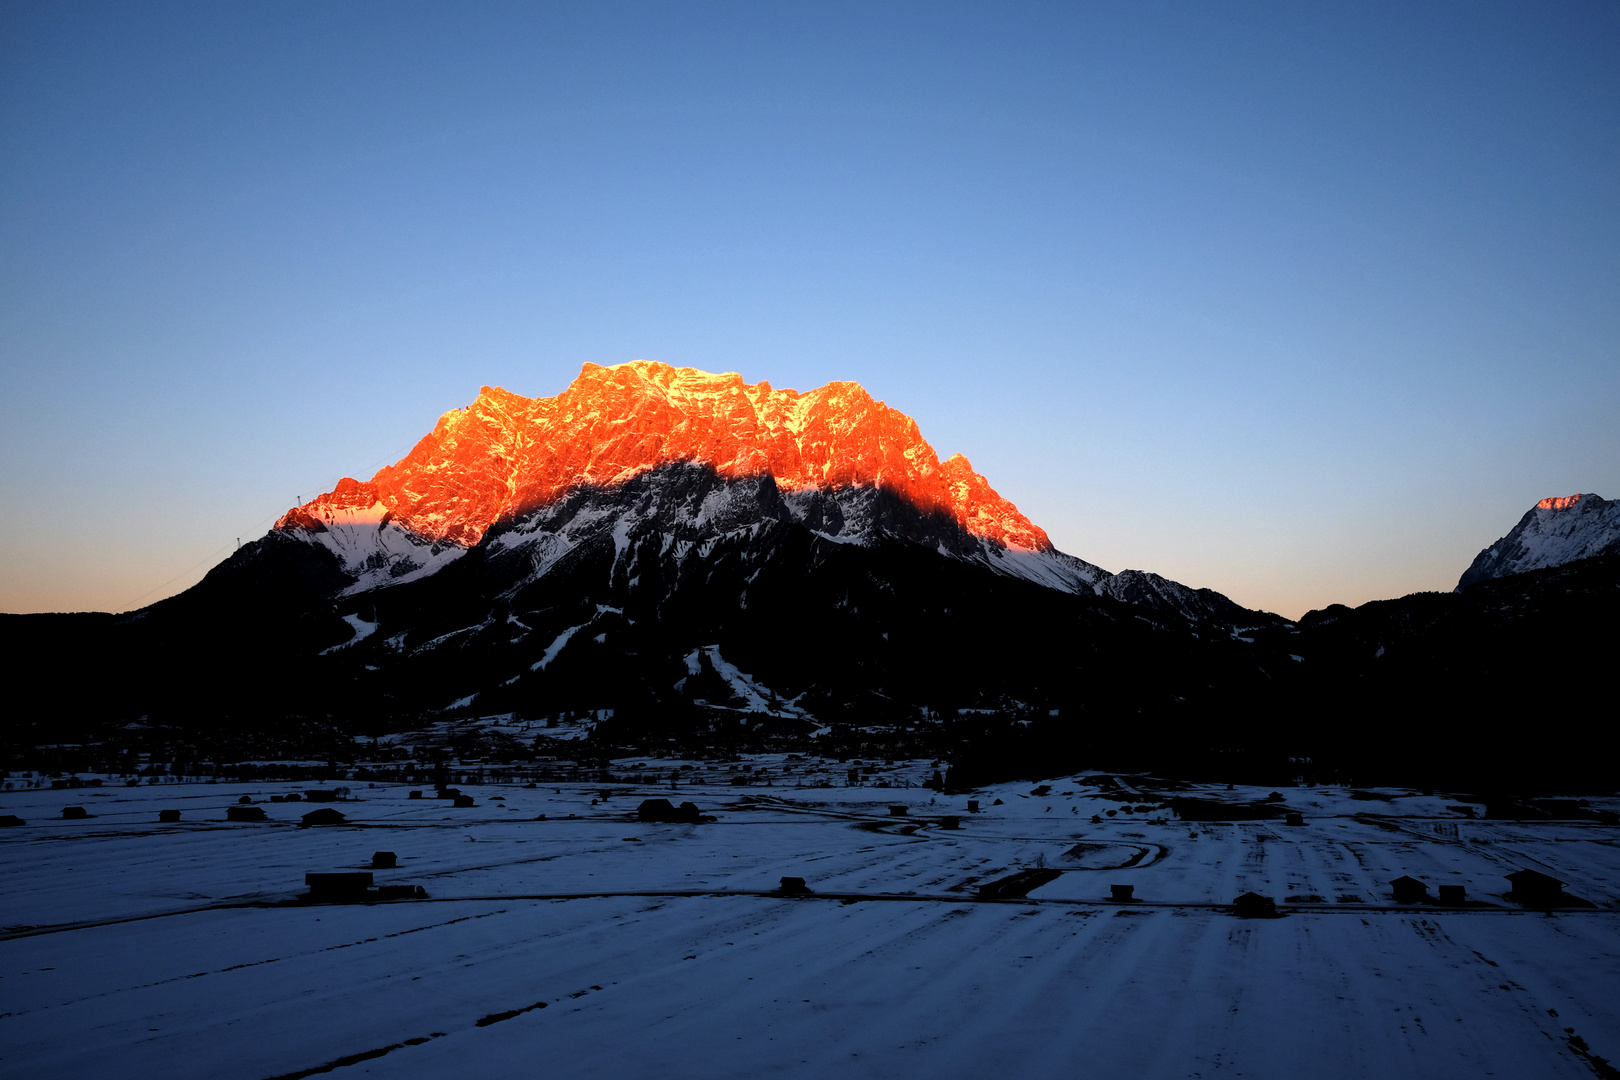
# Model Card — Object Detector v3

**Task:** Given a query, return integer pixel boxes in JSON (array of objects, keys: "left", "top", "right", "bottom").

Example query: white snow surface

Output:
[
  {"left": 1459, "top": 493, "right": 1620, "bottom": 587},
  {"left": 284, "top": 501, "right": 467, "bottom": 594},
  {"left": 987, "top": 543, "right": 1109, "bottom": 592},
  {"left": 280, "top": 468, "right": 1256, "bottom": 619},
  {"left": 681, "top": 645, "right": 812, "bottom": 718},
  {"left": 483, "top": 474, "right": 1118, "bottom": 603},
  {"left": 4, "top": 773, "right": 1618, "bottom": 1079},
  {"left": 527, "top": 606, "right": 622, "bottom": 670},
  {"left": 532, "top": 623, "right": 589, "bottom": 671},
  {"left": 318, "top": 612, "right": 379, "bottom": 654}
]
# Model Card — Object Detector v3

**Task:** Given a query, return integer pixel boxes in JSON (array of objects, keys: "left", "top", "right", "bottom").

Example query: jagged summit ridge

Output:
[
  {"left": 1458, "top": 492, "right": 1620, "bottom": 589},
  {"left": 274, "top": 361, "right": 1077, "bottom": 590},
  {"left": 279, "top": 360, "right": 1048, "bottom": 550},
  {"left": 268, "top": 360, "right": 1254, "bottom": 624}
]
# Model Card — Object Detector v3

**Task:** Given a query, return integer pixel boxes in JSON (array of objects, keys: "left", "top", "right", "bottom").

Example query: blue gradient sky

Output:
[{"left": 3, "top": 2, "right": 1616, "bottom": 618}]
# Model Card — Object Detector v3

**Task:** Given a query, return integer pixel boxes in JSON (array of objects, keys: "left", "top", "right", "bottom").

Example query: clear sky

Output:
[{"left": 3, "top": 1, "right": 1616, "bottom": 619}]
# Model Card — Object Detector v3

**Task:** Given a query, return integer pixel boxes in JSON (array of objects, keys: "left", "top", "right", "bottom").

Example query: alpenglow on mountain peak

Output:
[
  {"left": 1458, "top": 491, "right": 1620, "bottom": 588},
  {"left": 278, "top": 360, "right": 1050, "bottom": 552},
  {"left": 269, "top": 360, "right": 1254, "bottom": 624}
]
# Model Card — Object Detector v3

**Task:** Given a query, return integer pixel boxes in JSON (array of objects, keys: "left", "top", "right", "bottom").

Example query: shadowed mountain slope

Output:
[{"left": 6, "top": 372, "right": 1614, "bottom": 792}]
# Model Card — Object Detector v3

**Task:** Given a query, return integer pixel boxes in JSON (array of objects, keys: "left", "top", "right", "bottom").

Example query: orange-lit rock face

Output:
[
  {"left": 1535, "top": 494, "right": 1588, "bottom": 511},
  {"left": 277, "top": 361, "right": 1051, "bottom": 551}
]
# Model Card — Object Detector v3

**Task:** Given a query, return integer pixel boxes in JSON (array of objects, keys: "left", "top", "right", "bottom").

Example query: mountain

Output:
[
  {"left": 6, "top": 361, "right": 1295, "bottom": 772},
  {"left": 1458, "top": 493, "right": 1620, "bottom": 589},
  {"left": 11, "top": 362, "right": 1612, "bottom": 793},
  {"left": 273, "top": 361, "right": 1246, "bottom": 620}
]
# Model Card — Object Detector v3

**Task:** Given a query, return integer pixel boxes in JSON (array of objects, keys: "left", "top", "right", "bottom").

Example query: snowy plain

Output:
[{"left": 3, "top": 767, "right": 1618, "bottom": 1079}]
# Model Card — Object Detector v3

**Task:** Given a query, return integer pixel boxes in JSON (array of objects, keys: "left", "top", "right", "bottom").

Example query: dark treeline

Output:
[{"left": 6, "top": 523, "right": 1616, "bottom": 795}]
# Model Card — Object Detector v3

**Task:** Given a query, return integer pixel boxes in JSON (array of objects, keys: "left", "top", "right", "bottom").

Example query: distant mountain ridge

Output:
[{"left": 1458, "top": 493, "right": 1620, "bottom": 589}]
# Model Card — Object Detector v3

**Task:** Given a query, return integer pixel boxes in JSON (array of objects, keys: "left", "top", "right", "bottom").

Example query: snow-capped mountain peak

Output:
[
  {"left": 1458, "top": 492, "right": 1620, "bottom": 588},
  {"left": 266, "top": 361, "right": 1254, "bottom": 623},
  {"left": 273, "top": 362, "right": 1076, "bottom": 587}
]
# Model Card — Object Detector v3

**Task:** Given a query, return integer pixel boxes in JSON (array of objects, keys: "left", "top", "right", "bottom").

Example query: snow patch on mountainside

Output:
[
  {"left": 482, "top": 465, "right": 1121, "bottom": 607},
  {"left": 319, "top": 612, "right": 379, "bottom": 654},
  {"left": 679, "top": 645, "right": 812, "bottom": 719},
  {"left": 280, "top": 499, "right": 466, "bottom": 593},
  {"left": 276, "top": 451, "right": 1259, "bottom": 627},
  {"left": 1097, "top": 569, "right": 1237, "bottom": 624},
  {"left": 533, "top": 624, "right": 589, "bottom": 671},
  {"left": 976, "top": 544, "right": 1108, "bottom": 594},
  {"left": 1458, "top": 493, "right": 1620, "bottom": 589}
]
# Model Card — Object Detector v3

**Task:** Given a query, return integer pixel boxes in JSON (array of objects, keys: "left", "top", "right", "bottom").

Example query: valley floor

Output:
[{"left": 3, "top": 768, "right": 1618, "bottom": 1079}]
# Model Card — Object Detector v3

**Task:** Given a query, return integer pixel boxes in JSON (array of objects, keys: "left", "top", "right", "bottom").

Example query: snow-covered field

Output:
[{"left": 4, "top": 769, "right": 1618, "bottom": 1079}]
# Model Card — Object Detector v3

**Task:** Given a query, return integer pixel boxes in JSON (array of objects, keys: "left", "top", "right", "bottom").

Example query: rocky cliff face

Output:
[
  {"left": 275, "top": 361, "right": 1086, "bottom": 592},
  {"left": 1458, "top": 493, "right": 1620, "bottom": 589},
  {"left": 277, "top": 361, "right": 1051, "bottom": 549}
]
